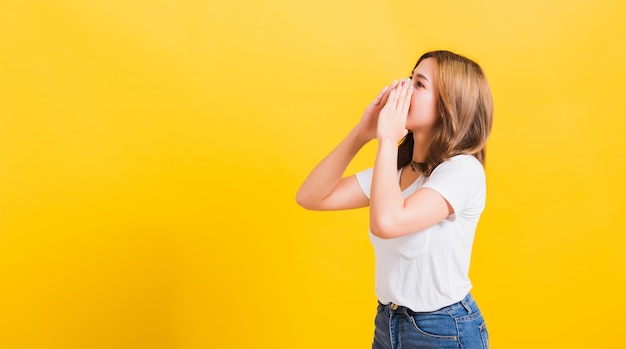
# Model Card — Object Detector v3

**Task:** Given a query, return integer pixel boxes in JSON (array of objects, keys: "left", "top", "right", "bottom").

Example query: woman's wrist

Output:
[
  {"left": 376, "top": 136, "right": 399, "bottom": 148},
  {"left": 350, "top": 125, "right": 374, "bottom": 146}
]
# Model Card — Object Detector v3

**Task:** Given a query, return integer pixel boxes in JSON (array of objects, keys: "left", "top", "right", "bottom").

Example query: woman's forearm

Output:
[
  {"left": 370, "top": 138, "right": 404, "bottom": 237},
  {"left": 295, "top": 127, "right": 369, "bottom": 209}
]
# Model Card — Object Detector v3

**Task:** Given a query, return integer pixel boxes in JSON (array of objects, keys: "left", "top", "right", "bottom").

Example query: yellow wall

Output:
[{"left": 1, "top": 0, "right": 625, "bottom": 348}]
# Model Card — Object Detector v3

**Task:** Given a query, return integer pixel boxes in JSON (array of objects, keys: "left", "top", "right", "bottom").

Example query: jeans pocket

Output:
[
  {"left": 453, "top": 310, "right": 489, "bottom": 349},
  {"left": 407, "top": 312, "right": 458, "bottom": 340}
]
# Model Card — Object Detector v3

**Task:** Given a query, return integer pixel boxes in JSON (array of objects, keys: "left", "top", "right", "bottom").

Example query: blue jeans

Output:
[{"left": 372, "top": 293, "right": 489, "bottom": 349}]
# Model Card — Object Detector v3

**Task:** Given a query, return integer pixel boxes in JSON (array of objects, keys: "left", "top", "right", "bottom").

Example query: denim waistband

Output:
[{"left": 378, "top": 293, "right": 475, "bottom": 314}]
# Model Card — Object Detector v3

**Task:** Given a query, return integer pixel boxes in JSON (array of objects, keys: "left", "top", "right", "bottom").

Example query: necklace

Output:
[{"left": 410, "top": 161, "right": 424, "bottom": 172}]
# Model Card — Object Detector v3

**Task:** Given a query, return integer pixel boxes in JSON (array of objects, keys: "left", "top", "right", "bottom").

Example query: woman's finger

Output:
[
  {"left": 380, "top": 80, "right": 399, "bottom": 107},
  {"left": 381, "top": 90, "right": 393, "bottom": 113},
  {"left": 391, "top": 79, "right": 409, "bottom": 110},
  {"left": 372, "top": 85, "right": 389, "bottom": 106},
  {"left": 400, "top": 80, "right": 413, "bottom": 115},
  {"left": 388, "top": 87, "right": 399, "bottom": 110}
]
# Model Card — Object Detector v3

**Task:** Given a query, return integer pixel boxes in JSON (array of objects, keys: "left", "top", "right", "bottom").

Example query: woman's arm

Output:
[
  {"left": 296, "top": 82, "right": 399, "bottom": 211},
  {"left": 370, "top": 138, "right": 451, "bottom": 238},
  {"left": 370, "top": 80, "right": 452, "bottom": 238},
  {"left": 295, "top": 127, "right": 369, "bottom": 211}
]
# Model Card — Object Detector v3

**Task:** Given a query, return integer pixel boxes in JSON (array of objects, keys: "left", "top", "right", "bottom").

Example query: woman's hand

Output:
[
  {"left": 355, "top": 80, "right": 400, "bottom": 143},
  {"left": 377, "top": 78, "right": 413, "bottom": 143}
]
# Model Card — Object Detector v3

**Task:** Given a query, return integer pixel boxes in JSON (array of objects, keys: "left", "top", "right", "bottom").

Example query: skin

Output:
[{"left": 296, "top": 58, "right": 453, "bottom": 239}]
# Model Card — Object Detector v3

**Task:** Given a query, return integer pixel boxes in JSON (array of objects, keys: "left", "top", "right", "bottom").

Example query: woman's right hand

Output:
[{"left": 355, "top": 80, "right": 399, "bottom": 142}]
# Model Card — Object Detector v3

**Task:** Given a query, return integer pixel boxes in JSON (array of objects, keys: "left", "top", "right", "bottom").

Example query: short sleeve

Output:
[
  {"left": 421, "top": 155, "right": 486, "bottom": 219},
  {"left": 355, "top": 167, "right": 374, "bottom": 199}
]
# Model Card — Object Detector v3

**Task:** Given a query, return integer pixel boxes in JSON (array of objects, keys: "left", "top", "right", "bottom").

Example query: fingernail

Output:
[{"left": 401, "top": 80, "right": 405, "bottom": 87}]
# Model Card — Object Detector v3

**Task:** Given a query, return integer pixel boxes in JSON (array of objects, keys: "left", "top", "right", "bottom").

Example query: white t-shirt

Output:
[{"left": 355, "top": 154, "right": 486, "bottom": 312}]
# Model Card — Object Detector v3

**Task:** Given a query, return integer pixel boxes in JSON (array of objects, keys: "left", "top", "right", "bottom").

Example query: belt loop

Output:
[{"left": 461, "top": 298, "right": 472, "bottom": 314}]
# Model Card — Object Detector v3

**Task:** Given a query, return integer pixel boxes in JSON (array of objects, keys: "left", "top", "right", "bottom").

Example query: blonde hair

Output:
[{"left": 398, "top": 50, "right": 494, "bottom": 176}]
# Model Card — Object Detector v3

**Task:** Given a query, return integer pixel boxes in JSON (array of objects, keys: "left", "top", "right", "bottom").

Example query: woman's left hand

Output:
[{"left": 377, "top": 78, "right": 413, "bottom": 143}]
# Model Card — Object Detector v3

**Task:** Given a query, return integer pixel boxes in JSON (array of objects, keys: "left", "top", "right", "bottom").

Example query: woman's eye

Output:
[{"left": 415, "top": 81, "right": 424, "bottom": 88}]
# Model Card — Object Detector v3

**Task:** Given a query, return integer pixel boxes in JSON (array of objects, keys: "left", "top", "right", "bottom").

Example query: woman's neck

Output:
[{"left": 411, "top": 130, "right": 432, "bottom": 163}]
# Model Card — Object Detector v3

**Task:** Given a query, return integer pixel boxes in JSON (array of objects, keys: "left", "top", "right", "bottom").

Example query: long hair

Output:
[{"left": 397, "top": 50, "right": 493, "bottom": 176}]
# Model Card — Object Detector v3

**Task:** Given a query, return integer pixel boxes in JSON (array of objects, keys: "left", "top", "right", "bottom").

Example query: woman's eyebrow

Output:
[{"left": 412, "top": 72, "right": 430, "bottom": 83}]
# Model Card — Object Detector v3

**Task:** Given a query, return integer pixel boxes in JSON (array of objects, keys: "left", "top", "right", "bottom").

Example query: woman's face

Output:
[{"left": 406, "top": 57, "right": 438, "bottom": 132}]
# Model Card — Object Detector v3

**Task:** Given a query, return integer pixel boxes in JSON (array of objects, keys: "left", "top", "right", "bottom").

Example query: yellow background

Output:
[{"left": 1, "top": 0, "right": 625, "bottom": 348}]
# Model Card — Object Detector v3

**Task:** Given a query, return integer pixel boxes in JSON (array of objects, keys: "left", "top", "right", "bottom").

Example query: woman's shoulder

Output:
[{"left": 436, "top": 154, "right": 484, "bottom": 172}]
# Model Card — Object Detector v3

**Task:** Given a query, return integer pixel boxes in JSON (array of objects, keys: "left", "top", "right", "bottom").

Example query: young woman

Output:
[{"left": 296, "top": 50, "right": 493, "bottom": 349}]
